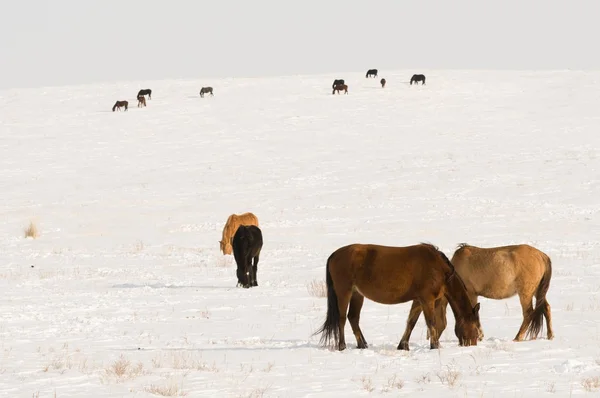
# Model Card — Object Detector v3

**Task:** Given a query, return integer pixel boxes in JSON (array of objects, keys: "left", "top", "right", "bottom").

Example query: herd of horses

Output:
[
  {"left": 219, "top": 212, "right": 554, "bottom": 351},
  {"left": 331, "top": 71, "right": 425, "bottom": 95},
  {"left": 111, "top": 87, "right": 214, "bottom": 111},
  {"left": 111, "top": 70, "right": 426, "bottom": 110}
]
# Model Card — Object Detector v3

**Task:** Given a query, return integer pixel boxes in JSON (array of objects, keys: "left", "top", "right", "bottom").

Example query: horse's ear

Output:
[{"left": 473, "top": 302, "right": 481, "bottom": 315}]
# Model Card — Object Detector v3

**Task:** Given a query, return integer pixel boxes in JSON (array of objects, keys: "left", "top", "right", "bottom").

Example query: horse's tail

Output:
[
  {"left": 526, "top": 254, "right": 552, "bottom": 339},
  {"left": 312, "top": 253, "right": 340, "bottom": 348}
]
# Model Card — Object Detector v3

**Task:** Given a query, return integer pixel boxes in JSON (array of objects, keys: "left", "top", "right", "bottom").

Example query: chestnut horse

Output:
[
  {"left": 332, "top": 84, "right": 348, "bottom": 95},
  {"left": 380, "top": 78, "right": 386, "bottom": 88},
  {"left": 407, "top": 243, "right": 553, "bottom": 343},
  {"left": 313, "top": 243, "right": 481, "bottom": 351},
  {"left": 137, "top": 96, "right": 146, "bottom": 108},
  {"left": 112, "top": 101, "right": 128, "bottom": 112}
]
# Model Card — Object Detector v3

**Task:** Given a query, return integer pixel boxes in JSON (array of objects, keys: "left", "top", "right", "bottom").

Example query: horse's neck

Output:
[{"left": 444, "top": 275, "right": 472, "bottom": 320}]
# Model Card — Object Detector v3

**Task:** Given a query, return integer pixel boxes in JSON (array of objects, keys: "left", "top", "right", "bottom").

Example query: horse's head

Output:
[
  {"left": 455, "top": 302, "right": 481, "bottom": 347},
  {"left": 219, "top": 240, "right": 232, "bottom": 255}
]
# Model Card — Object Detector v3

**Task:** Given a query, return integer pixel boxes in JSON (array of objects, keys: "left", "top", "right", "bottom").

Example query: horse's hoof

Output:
[
  {"left": 548, "top": 333, "right": 555, "bottom": 340},
  {"left": 357, "top": 342, "right": 368, "bottom": 349},
  {"left": 430, "top": 343, "right": 440, "bottom": 350},
  {"left": 397, "top": 341, "right": 409, "bottom": 351},
  {"left": 338, "top": 343, "right": 346, "bottom": 351}
]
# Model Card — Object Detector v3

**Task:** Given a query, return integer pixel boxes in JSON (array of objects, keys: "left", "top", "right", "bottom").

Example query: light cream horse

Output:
[
  {"left": 219, "top": 212, "right": 259, "bottom": 255},
  {"left": 402, "top": 243, "right": 553, "bottom": 343}
]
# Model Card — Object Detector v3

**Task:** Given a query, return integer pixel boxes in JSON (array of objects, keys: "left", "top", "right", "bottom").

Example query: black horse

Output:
[
  {"left": 366, "top": 69, "right": 378, "bottom": 78},
  {"left": 200, "top": 87, "right": 214, "bottom": 98},
  {"left": 410, "top": 74, "right": 426, "bottom": 85},
  {"left": 232, "top": 225, "right": 263, "bottom": 288},
  {"left": 332, "top": 79, "right": 345, "bottom": 89},
  {"left": 137, "top": 89, "right": 152, "bottom": 99}
]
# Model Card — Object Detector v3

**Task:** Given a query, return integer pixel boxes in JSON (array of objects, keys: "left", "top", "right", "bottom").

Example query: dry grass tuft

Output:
[
  {"left": 102, "top": 355, "right": 144, "bottom": 383},
  {"left": 582, "top": 376, "right": 600, "bottom": 392},
  {"left": 144, "top": 379, "right": 188, "bottom": 396},
  {"left": 381, "top": 374, "right": 404, "bottom": 392},
  {"left": 24, "top": 221, "right": 39, "bottom": 239},
  {"left": 307, "top": 279, "right": 327, "bottom": 297},
  {"left": 437, "top": 365, "right": 461, "bottom": 388}
]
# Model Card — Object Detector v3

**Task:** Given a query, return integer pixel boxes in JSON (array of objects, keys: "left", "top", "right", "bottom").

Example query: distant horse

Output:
[
  {"left": 200, "top": 87, "right": 214, "bottom": 98},
  {"left": 313, "top": 243, "right": 481, "bottom": 351},
  {"left": 410, "top": 74, "right": 426, "bottom": 85},
  {"left": 405, "top": 243, "right": 554, "bottom": 344},
  {"left": 137, "top": 89, "right": 152, "bottom": 100},
  {"left": 366, "top": 69, "right": 378, "bottom": 78},
  {"left": 380, "top": 78, "right": 386, "bottom": 88},
  {"left": 232, "top": 225, "right": 263, "bottom": 288},
  {"left": 137, "top": 96, "right": 146, "bottom": 108},
  {"left": 219, "top": 212, "right": 260, "bottom": 255},
  {"left": 112, "top": 100, "right": 128, "bottom": 112},
  {"left": 332, "top": 84, "right": 348, "bottom": 95},
  {"left": 332, "top": 79, "right": 345, "bottom": 89}
]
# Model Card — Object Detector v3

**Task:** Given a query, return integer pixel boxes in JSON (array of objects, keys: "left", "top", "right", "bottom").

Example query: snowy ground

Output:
[{"left": 1, "top": 70, "right": 600, "bottom": 397}]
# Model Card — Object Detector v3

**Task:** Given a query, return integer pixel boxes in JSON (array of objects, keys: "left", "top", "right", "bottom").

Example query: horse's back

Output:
[
  {"left": 233, "top": 224, "right": 263, "bottom": 257},
  {"left": 328, "top": 243, "right": 448, "bottom": 303},
  {"left": 452, "top": 244, "right": 548, "bottom": 298}
]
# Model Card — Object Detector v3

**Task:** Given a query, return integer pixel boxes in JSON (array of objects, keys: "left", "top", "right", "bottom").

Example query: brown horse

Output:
[
  {"left": 112, "top": 101, "right": 128, "bottom": 112},
  {"left": 410, "top": 243, "right": 553, "bottom": 343},
  {"left": 313, "top": 243, "right": 481, "bottom": 351},
  {"left": 200, "top": 87, "right": 214, "bottom": 98},
  {"left": 219, "top": 212, "right": 259, "bottom": 255},
  {"left": 137, "top": 96, "right": 147, "bottom": 108},
  {"left": 380, "top": 78, "right": 386, "bottom": 88},
  {"left": 332, "top": 84, "right": 348, "bottom": 95}
]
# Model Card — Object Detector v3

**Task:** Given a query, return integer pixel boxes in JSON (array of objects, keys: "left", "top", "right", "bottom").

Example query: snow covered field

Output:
[{"left": 1, "top": 70, "right": 600, "bottom": 397}]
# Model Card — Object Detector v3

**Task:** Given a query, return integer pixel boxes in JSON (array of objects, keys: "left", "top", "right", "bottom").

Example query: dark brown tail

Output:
[
  {"left": 526, "top": 255, "right": 552, "bottom": 339},
  {"left": 312, "top": 253, "right": 339, "bottom": 348}
]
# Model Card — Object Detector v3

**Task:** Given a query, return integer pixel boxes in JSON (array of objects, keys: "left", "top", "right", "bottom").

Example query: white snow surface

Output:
[{"left": 1, "top": 70, "right": 600, "bottom": 397}]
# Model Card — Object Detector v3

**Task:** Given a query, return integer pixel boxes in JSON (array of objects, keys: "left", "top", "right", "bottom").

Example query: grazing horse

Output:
[
  {"left": 232, "top": 225, "right": 263, "bottom": 288},
  {"left": 366, "top": 69, "right": 378, "bottom": 78},
  {"left": 380, "top": 78, "right": 386, "bottom": 88},
  {"left": 332, "top": 79, "right": 345, "bottom": 89},
  {"left": 219, "top": 212, "right": 259, "bottom": 255},
  {"left": 313, "top": 243, "right": 481, "bottom": 351},
  {"left": 200, "top": 87, "right": 214, "bottom": 97},
  {"left": 407, "top": 243, "right": 554, "bottom": 343},
  {"left": 137, "top": 96, "right": 146, "bottom": 108},
  {"left": 137, "top": 89, "right": 152, "bottom": 100},
  {"left": 112, "top": 100, "right": 128, "bottom": 112},
  {"left": 410, "top": 74, "right": 426, "bottom": 85},
  {"left": 332, "top": 84, "right": 348, "bottom": 95}
]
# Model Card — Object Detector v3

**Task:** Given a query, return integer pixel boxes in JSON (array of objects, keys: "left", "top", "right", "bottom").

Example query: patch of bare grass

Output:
[
  {"left": 24, "top": 221, "right": 39, "bottom": 239},
  {"left": 307, "top": 279, "right": 327, "bottom": 297}
]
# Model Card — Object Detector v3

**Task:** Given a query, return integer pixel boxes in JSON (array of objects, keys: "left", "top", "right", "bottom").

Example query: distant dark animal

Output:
[
  {"left": 200, "top": 87, "right": 214, "bottom": 98},
  {"left": 137, "top": 89, "right": 152, "bottom": 100},
  {"left": 415, "top": 243, "right": 554, "bottom": 343},
  {"left": 332, "top": 79, "right": 345, "bottom": 89},
  {"left": 232, "top": 225, "right": 263, "bottom": 288},
  {"left": 219, "top": 212, "right": 260, "bottom": 255},
  {"left": 112, "top": 100, "right": 128, "bottom": 112},
  {"left": 410, "top": 74, "right": 426, "bottom": 85},
  {"left": 137, "top": 96, "right": 146, "bottom": 108},
  {"left": 380, "top": 78, "right": 386, "bottom": 88},
  {"left": 366, "top": 69, "right": 378, "bottom": 78},
  {"left": 332, "top": 84, "right": 348, "bottom": 95},
  {"left": 313, "top": 243, "right": 480, "bottom": 351}
]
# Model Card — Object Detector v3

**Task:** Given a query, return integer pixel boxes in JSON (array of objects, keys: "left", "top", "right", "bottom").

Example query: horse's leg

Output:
[
  {"left": 251, "top": 253, "right": 259, "bottom": 287},
  {"left": 543, "top": 300, "right": 554, "bottom": 340},
  {"left": 514, "top": 290, "right": 535, "bottom": 341},
  {"left": 426, "top": 297, "right": 448, "bottom": 340},
  {"left": 398, "top": 300, "right": 422, "bottom": 350},
  {"left": 236, "top": 265, "right": 244, "bottom": 287},
  {"left": 347, "top": 291, "right": 368, "bottom": 349},
  {"left": 335, "top": 285, "right": 353, "bottom": 351},
  {"left": 421, "top": 299, "right": 440, "bottom": 349}
]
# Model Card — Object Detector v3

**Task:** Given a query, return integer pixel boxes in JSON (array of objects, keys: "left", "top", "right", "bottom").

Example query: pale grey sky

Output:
[{"left": 1, "top": 0, "right": 598, "bottom": 89}]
